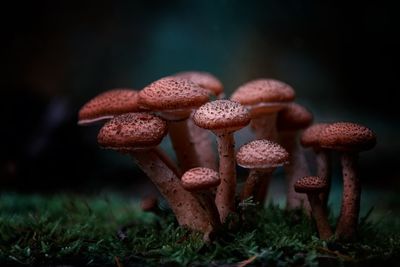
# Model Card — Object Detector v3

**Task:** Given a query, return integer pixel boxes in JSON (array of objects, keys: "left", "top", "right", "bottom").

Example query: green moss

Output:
[{"left": 0, "top": 193, "right": 399, "bottom": 266}]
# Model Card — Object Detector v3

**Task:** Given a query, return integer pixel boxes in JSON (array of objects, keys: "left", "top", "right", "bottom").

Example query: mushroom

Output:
[
  {"left": 319, "top": 122, "right": 376, "bottom": 240},
  {"left": 98, "top": 112, "right": 211, "bottom": 233},
  {"left": 174, "top": 71, "right": 224, "bottom": 171},
  {"left": 78, "top": 88, "right": 141, "bottom": 126},
  {"left": 140, "top": 195, "right": 161, "bottom": 216},
  {"left": 237, "top": 140, "right": 289, "bottom": 204},
  {"left": 193, "top": 100, "right": 251, "bottom": 222},
  {"left": 294, "top": 176, "right": 333, "bottom": 240},
  {"left": 300, "top": 123, "right": 332, "bottom": 211},
  {"left": 230, "top": 79, "right": 295, "bottom": 141},
  {"left": 138, "top": 77, "right": 209, "bottom": 173},
  {"left": 181, "top": 167, "right": 221, "bottom": 241},
  {"left": 276, "top": 103, "right": 313, "bottom": 212}
]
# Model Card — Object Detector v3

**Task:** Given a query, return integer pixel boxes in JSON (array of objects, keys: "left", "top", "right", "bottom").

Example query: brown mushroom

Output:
[
  {"left": 174, "top": 71, "right": 224, "bottom": 171},
  {"left": 231, "top": 79, "right": 295, "bottom": 141},
  {"left": 98, "top": 112, "right": 211, "bottom": 233},
  {"left": 78, "top": 89, "right": 141, "bottom": 126},
  {"left": 301, "top": 123, "right": 332, "bottom": 211},
  {"left": 236, "top": 140, "right": 289, "bottom": 204},
  {"left": 276, "top": 103, "right": 313, "bottom": 212},
  {"left": 193, "top": 100, "right": 251, "bottom": 222},
  {"left": 181, "top": 167, "right": 221, "bottom": 241},
  {"left": 294, "top": 176, "right": 333, "bottom": 240},
  {"left": 138, "top": 77, "right": 209, "bottom": 173},
  {"left": 319, "top": 122, "right": 376, "bottom": 240}
]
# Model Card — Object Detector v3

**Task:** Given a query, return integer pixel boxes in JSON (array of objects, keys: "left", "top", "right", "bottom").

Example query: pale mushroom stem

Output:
[
  {"left": 315, "top": 150, "right": 332, "bottom": 210},
  {"left": 130, "top": 148, "right": 210, "bottom": 233},
  {"left": 253, "top": 169, "right": 274, "bottom": 204},
  {"left": 280, "top": 132, "right": 311, "bottom": 213},
  {"left": 215, "top": 132, "right": 236, "bottom": 222},
  {"left": 336, "top": 152, "right": 360, "bottom": 240},
  {"left": 168, "top": 120, "right": 201, "bottom": 173},
  {"left": 251, "top": 113, "right": 278, "bottom": 141},
  {"left": 308, "top": 194, "right": 333, "bottom": 240},
  {"left": 153, "top": 147, "right": 182, "bottom": 177},
  {"left": 188, "top": 118, "right": 217, "bottom": 170}
]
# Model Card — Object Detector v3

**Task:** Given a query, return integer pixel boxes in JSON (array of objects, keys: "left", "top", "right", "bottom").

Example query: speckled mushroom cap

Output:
[
  {"left": 193, "top": 100, "right": 251, "bottom": 133},
  {"left": 181, "top": 167, "right": 221, "bottom": 192},
  {"left": 236, "top": 140, "right": 289, "bottom": 169},
  {"left": 138, "top": 77, "right": 209, "bottom": 112},
  {"left": 97, "top": 112, "right": 167, "bottom": 150},
  {"left": 174, "top": 71, "right": 223, "bottom": 96},
  {"left": 294, "top": 176, "right": 328, "bottom": 193},
  {"left": 277, "top": 103, "right": 313, "bottom": 131},
  {"left": 231, "top": 79, "right": 295, "bottom": 116},
  {"left": 300, "top": 123, "right": 330, "bottom": 148},
  {"left": 78, "top": 89, "right": 141, "bottom": 125},
  {"left": 319, "top": 122, "right": 376, "bottom": 152}
]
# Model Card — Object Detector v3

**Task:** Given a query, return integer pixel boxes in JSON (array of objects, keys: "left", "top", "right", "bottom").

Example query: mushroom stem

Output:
[
  {"left": 308, "top": 194, "right": 333, "bottom": 240},
  {"left": 253, "top": 169, "right": 273, "bottom": 204},
  {"left": 251, "top": 113, "right": 278, "bottom": 141},
  {"left": 280, "top": 131, "right": 311, "bottom": 213},
  {"left": 240, "top": 169, "right": 260, "bottom": 201},
  {"left": 188, "top": 118, "right": 217, "bottom": 170},
  {"left": 215, "top": 132, "right": 236, "bottom": 222},
  {"left": 154, "top": 147, "right": 182, "bottom": 177},
  {"left": 130, "top": 148, "right": 210, "bottom": 232},
  {"left": 336, "top": 152, "right": 360, "bottom": 240},
  {"left": 315, "top": 150, "right": 331, "bottom": 210},
  {"left": 168, "top": 119, "right": 201, "bottom": 173}
]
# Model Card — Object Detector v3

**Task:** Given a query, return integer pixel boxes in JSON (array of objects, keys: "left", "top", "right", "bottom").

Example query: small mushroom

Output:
[
  {"left": 193, "top": 100, "right": 251, "bottom": 222},
  {"left": 231, "top": 79, "right": 295, "bottom": 141},
  {"left": 277, "top": 103, "right": 313, "bottom": 212},
  {"left": 301, "top": 123, "right": 332, "bottom": 211},
  {"left": 236, "top": 140, "right": 289, "bottom": 204},
  {"left": 175, "top": 71, "right": 224, "bottom": 171},
  {"left": 140, "top": 195, "right": 160, "bottom": 215},
  {"left": 78, "top": 89, "right": 142, "bottom": 125},
  {"left": 294, "top": 176, "right": 333, "bottom": 240},
  {"left": 319, "top": 122, "right": 376, "bottom": 240},
  {"left": 98, "top": 112, "right": 211, "bottom": 233},
  {"left": 181, "top": 167, "right": 221, "bottom": 240},
  {"left": 138, "top": 77, "right": 209, "bottom": 173}
]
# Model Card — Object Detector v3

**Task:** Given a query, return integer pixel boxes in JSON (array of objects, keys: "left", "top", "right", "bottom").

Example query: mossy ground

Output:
[{"left": 0, "top": 193, "right": 399, "bottom": 266}]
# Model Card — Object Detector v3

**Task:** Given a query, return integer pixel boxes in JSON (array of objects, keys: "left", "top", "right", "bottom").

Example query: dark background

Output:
[{"left": 1, "top": 1, "right": 399, "bottom": 199}]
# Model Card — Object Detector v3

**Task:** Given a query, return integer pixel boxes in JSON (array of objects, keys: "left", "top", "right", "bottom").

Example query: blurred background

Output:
[{"left": 1, "top": 0, "right": 399, "bottom": 214}]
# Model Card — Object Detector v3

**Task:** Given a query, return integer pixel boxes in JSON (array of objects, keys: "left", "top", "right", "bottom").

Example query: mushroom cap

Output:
[
  {"left": 181, "top": 167, "right": 221, "bottom": 192},
  {"left": 174, "top": 71, "right": 223, "bottom": 96},
  {"left": 97, "top": 112, "right": 167, "bottom": 150},
  {"left": 193, "top": 100, "right": 251, "bottom": 133},
  {"left": 319, "top": 122, "right": 376, "bottom": 152},
  {"left": 231, "top": 79, "right": 295, "bottom": 106},
  {"left": 236, "top": 139, "right": 289, "bottom": 169},
  {"left": 138, "top": 77, "right": 209, "bottom": 112},
  {"left": 294, "top": 176, "right": 328, "bottom": 193},
  {"left": 140, "top": 195, "right": 158, "bottom": 212},
  {"left": 277, "top": 103, "right": 313, "bottom": 131},
  {"left": 300, "top": 123, "right": 330, "bottom": 148},
  {"left": 78, "top": 89, "right": 141, "bottom": 125}
]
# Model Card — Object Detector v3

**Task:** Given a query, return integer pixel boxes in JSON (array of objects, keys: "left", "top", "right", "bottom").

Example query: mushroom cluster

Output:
[{"left": 79, "top": 72, "right": 376, "bottom": 242}]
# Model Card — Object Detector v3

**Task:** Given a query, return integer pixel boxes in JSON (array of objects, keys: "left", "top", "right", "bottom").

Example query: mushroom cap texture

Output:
[
  {"left": 138, "top": 77, "right": 209, "bottom": 111},
  {"left": 78, "top": 89, "right": 141, "bottom": 123},
  {"left": 174, "top": 71, "right": 223, "bottom": 96},
  {"left": 97, "top": 112, "right": 167, "bottom": 149},
  {"left": 300, "top": 123, "right": 330, "bottom": 148},
  {"left": 319, "top": 122, "right": 376, "bottom": 152},
  {"left": 236, "top": 139, "right": 289, "bottom": 169},
  {"left": 230, "top": 79, "right": 295, "bottom": 106},
  {"left": 181, "top": 167, "right": 221, "bottom": 191},
  {"left": 277, "top": 103, "right": 313, "bottom": 131},
  {"left": 193, "top": 100, "right": 251, "bottom": 132},
  {"left": 294, "top": 176, "right": 328, "bottom": 193}
]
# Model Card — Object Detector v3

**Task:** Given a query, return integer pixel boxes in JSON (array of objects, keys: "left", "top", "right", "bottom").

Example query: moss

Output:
[{"left": 0, "top": 193, "right": 399, "bottom": 266}]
